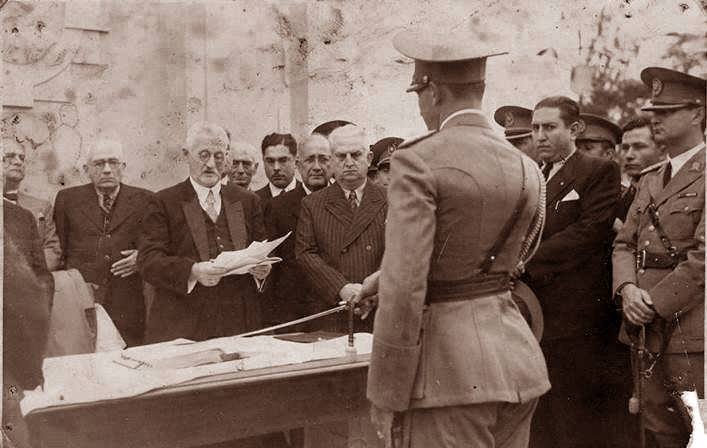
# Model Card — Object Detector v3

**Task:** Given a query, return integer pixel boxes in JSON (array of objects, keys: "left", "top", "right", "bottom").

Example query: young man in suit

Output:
[
  {"left": 613, "top": 67, "right": 705, "bottom": 448},
  {"left": 139, "top": 122, "right": 270, "bottom": 344},
  {"left": 3, "top": 136, "right": 62, "bottom": 271},
  {"left": 254, "top": 133, "right": 300, "bottom": 203},
  {"left": 525, "top": 96, "right": 621, "bottom": 447},
  {"left": 263, "top": 134, "right": 333, "bottom": 328},
  {"left": 54, "top": 139, "right": 153, "bottom": 347},
  {"left": 295, "top": 124, "right": 387, "bottom": 332}
]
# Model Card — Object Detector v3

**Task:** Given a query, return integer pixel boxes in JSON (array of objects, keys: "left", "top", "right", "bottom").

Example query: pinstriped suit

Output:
[{"left": 295, "top": 181, "right": 387, "bottom": 332}]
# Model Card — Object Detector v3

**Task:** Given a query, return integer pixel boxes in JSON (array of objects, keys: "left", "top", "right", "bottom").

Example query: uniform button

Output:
[
  {"left": 644, "top": 241, "right": 650, "bottom": 246},
  {"left": 684, "top": 206, "right": 690, "bottom": 212},
  {"left": 219, "top": 244, "right": 224, "bottom": 249},
  {"left": 216, "top": 236, "right": 221, "bottom": 240},
  {"left": 365, "top": 245, "right": 372, "bottom": 251},
  {"left": 341, "top": 248, "right": 348, "bottom": 254},
  {"left": 648, "top": 225, "right": 655, "bottom": 231},
  {"left": 106, "top": 234, "right": 111, "bottom": 239},
  {"left": 638, "top": 269, "right": 645, "bottom": 275},
  {"left": 104, "top": 255, "right": 110, "bottom": 260}
]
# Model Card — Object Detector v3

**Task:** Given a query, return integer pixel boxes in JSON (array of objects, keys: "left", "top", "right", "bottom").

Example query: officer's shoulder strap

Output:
[
  {"left": 638, "top": 159, "right": 669, "bottom": 177},
  {"left": 397, "top": 130, "right": 438, "bottom": 149}
]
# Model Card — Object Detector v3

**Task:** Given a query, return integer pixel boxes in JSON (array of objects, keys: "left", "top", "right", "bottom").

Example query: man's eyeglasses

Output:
[
  {"left": 302, "top": 154, "right": 331, "bottom": 164},
  {"left": 197, "top": 150, "right": 226, "bottom": 164},
  {"left": 91, "top": 159, "right": 123, "bottom": 168},
  {"left": 3, "top": 153, "right": 25, "bottom": 163}
]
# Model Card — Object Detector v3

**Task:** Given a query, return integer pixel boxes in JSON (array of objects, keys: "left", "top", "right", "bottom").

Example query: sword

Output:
[{"left": 235, "top": 304, "right": 348, "bottom": 337}]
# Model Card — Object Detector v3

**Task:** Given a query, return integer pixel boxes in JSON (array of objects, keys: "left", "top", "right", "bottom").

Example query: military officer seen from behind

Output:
[
  {"left": 494, "top": 105, "right": 540, "bottom": 163},
  {"left": 613, "top": 67, "right": 705, "bottom": 448},
  {"left": 362, "top": 29, "right": 549, "bottom": 448}
]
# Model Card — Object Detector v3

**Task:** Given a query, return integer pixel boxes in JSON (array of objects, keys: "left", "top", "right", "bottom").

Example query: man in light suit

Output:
[
  {"left": 54, "top": 139, "right": 153, "bottom": 347},
  {"left": 3, "top": 136, "right": 62, "bottom": 271},
  {"left": 359, "top": 30, "right": 549, "bottom": 448},
  {"left": 525, "top": 96, "right": 621, "bottom": 447},
  {"left": 139, "top": 122, "right": 270, "bottom": 344},
  {"left": 295, "top": 124, "right": 387, "bottom": 333},
  {"left": 613, "top": 67, "right": 705, "bottom": 448}
]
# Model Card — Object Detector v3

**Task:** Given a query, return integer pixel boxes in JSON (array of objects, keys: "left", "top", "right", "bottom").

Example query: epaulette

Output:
[
  {"left": 397, "top": 130, "right": 438, "bottom": 149},
  {"left": 638, "top": 159, "right": 669, "bottom": 176}
]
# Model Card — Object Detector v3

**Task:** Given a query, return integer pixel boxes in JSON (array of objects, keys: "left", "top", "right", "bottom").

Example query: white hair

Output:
[
  {"left": 230, "top": 140, "right": 259, "bottom": 160},
  {"left": 185, "top": 122, "right": 230, "bottom": 152},
  {"left": 298, "top": 133, "right": 331, "bottom": 156},
  {"left": 87, "top": 139, "right": 125, "bottom": 162},
  {"left": 328, "top": 124, "right": 368, "bottom": 152}
]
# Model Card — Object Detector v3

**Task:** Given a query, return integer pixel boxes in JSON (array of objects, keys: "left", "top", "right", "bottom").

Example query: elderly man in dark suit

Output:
[
  {"left": 295, "top": 124, "right": 387, "bottom": 332},
  {"left": 525, "top": 96, "right": 621, "bottom": 447},
  {"left": 263, "top": 133, "right": 333, "bottom": 328},
  {"left": 139, "top": 122, "right": 270, "bottom": 344},
  {"left": 54, "top": 139, "right": 152, "bottom": 347}
]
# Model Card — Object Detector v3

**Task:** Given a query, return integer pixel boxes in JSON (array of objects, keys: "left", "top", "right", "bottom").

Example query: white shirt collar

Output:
[
  {"left": 302, "top": 183, "right": 312, "bottom": 195},
  {"left": 545, "top": 146, "right": 577, "bottom": 181},
  {"left": 667, "top": 142, "right": 705, "bottom": 178},
  {"left": 189, "top": 176, "right": 222, "bottom": 214},
  {"left": 268, "top": 177, "right": 297, "bottom": 198},
  {"left": 94, "top": 184, "right": 121, "bottom": 200},
  {"left": 341, "top": 179, "right": 367, "bottom": 205},
  {"left": 440, "top": 108, "right": 485, "bottom": 130}
]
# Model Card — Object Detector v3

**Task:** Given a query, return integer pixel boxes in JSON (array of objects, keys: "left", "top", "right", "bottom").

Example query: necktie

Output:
[
  {"left": 205, "top": 190, "right": 218, "bottom": 222},
  {"left": 101, "top": 193, "right": 114, "bottom": 215},
  {"left": 662, "top": 163, "right": 672, "bottom": 188},
  {"left": 4, "top": 192, "right": 18, "bottom": 202},
  {"left": 348, "top": 191, "right": 358, "bottom": 210},
  {"left": 541, "top": 162, "right": 553, "bottom": 180}
]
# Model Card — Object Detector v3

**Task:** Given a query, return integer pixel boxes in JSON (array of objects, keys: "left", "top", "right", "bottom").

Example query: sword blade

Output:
[{"left": 235, "top": 304, "right": 348, "bottom": 337}]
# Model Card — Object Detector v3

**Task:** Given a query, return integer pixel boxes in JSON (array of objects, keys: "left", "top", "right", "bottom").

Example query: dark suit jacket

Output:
[
  {"left": 295, "top": 181, "right": 387, "bottom": 331},
  {"left": 262, "top": 184, "right": 312, "bottom": 327},
  {"left": 255, "top": 180, "right": 302, "bottom": 207},
  {"left": 138, "top": 179, "right": 266, "bottom": 343},
  {"left": 54, "top": 183, "right": 152, "bottom": 346},
  {"left": 3, "top": 200, "right": 53, "bottom": 390},
  {"left": 525, "top": 151, "right": 620, "bottom": 340}
]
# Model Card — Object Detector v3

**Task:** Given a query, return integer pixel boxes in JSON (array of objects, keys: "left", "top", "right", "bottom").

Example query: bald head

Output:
[{"left": 328, "top": 125, "right": 371, "bottom": 190}]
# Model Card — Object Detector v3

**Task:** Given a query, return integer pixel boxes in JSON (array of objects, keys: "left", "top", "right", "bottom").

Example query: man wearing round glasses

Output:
[
  {"left": 54, "top": 139, "right": 153, "bottom": 347},
  {"left": 139, "top": 122, "right": 270, "bottom": 344}
]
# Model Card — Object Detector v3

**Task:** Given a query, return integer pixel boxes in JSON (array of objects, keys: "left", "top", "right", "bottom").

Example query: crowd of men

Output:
[{"left": 3, "top": 26, "right": 705, "bottom": 448}]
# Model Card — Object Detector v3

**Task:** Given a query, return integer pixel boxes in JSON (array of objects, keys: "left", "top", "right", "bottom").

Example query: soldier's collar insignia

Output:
[{"left": 652, "top": 78, "right": 663, "bottom": 97}]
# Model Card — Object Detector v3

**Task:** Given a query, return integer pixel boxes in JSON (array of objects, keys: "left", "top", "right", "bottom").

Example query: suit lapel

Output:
[
  {"left": 78, "top": 186, "right": 105, "bottom": 230},
  {"left": 653, "top": 148, "right": 705, "bottom": 207},
  {"left": 223, "top": 189, "right": 248, "bottom": 250},
  {"left": 108, "top": 185, "right": 136, "bottom": 232},
  {"left": 324, "top": 184, "right": 353, "bottom": 227},
  {"left": 181, "top": 180, "right": 210, "bottom": 261},
  {"left": 545, "top": 152, "right": 579, "bottom": 206},
  {"left": 343, "top": 183, "right": 385, "bottom": 249}
]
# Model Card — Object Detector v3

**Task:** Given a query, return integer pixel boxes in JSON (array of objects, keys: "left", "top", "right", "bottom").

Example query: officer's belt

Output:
[
  {"left": 427, "top": 272, "right": 511, "bottom": 303},
  {"left": 636, "top": 249, "right": 687, "bottom": 269}
]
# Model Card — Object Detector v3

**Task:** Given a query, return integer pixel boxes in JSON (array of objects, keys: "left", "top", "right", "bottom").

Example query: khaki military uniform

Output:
[{"left": 613, "top": 146, "right": 704, "bottom": 446}]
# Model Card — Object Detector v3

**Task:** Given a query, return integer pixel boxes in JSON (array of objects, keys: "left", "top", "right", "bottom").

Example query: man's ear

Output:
[
  {"left": 429, "top": 82, "right": 442, "bottom": 106},
  {"left": 569, "top": 120, "right": 583, "bottom": 139},
  {"left": 366, "top": 150, "right": 373, "bottom": 167},
  {"left": 690, "top": 105, "right": 705, "bottom": 126}
]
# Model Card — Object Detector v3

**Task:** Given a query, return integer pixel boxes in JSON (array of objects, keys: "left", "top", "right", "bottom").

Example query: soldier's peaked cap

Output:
[
  {"left": 640, "top": 67, "right": 706, "bottom": 111},
  {"left": 494, "top": 105, "right": 533, "bottom": 140},
  {"left": 393, "top": 29, "right": 507, "bottom": 92},
  {"left": 577, "top": 113, "right": 622, "bottom": 146}
]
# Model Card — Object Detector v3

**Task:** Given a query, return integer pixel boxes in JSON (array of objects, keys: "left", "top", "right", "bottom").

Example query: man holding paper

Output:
[{"left": 139, "top": 122, "right": 271, "bottom": 343}]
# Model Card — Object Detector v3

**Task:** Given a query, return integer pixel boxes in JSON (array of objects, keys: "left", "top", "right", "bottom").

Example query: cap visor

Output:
[
  {"left": 506, "top": 131, "right": 532, "bottom": 141},
  {"left": 641, "top": 102, "right": 693, "bottom": 111}
]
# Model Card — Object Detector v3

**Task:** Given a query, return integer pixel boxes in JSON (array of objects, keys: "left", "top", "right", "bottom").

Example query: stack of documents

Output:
[{"left": 213, "top": 231, "right": 291, "bottom": 275}]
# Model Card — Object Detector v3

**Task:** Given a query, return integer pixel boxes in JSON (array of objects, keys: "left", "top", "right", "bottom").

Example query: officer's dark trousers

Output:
[{"left": 642, "top": 351, "right": 704, "bottom": 448}]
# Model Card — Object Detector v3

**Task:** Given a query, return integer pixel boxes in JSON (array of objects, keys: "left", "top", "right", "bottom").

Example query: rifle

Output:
[{"left": 628, "top": 324, "right": 646, "bottom": 448}]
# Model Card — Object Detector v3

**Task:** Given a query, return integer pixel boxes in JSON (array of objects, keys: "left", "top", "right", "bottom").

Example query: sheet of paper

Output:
[{"left": 212, "top": 232, "right": 291, "bottom": 275}]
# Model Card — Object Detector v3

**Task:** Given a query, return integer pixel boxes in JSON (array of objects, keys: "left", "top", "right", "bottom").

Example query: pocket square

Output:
[{"left": 560, "top": 189, "right": 580, "bottom": 202}]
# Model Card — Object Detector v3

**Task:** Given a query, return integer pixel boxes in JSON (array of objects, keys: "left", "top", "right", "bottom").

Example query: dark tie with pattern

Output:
[
  {"left": 662, "top": 163, "right": 672, "bottom": 187},
  {"left": 541, "top": 162, "right": 553, "bottom": 180},
  {"left": 348, "top": 191, "right": 358, "bottom": 210},
  {"left": 101, "top": 193, "right": 114, "bottom": 215}
]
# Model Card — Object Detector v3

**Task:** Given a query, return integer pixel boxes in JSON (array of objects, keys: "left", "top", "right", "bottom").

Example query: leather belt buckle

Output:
[{"left": 637, "top": 249, "right": 647, "bottom": 270}]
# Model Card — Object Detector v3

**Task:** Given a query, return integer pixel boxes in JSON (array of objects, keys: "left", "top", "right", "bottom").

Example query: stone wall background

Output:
[{"left": 2, "top": 0, "right": 705, "bottom": 199}]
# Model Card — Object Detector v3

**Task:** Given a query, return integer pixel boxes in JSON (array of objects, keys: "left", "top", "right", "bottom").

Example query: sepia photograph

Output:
[{"left": 1, "top": 0, "right": 706, "bottom": 447}]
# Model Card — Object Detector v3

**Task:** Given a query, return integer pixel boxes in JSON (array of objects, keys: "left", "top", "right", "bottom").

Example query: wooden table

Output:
[{"left": 25, "top": 354, "right": 381, "bottom": 448}]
